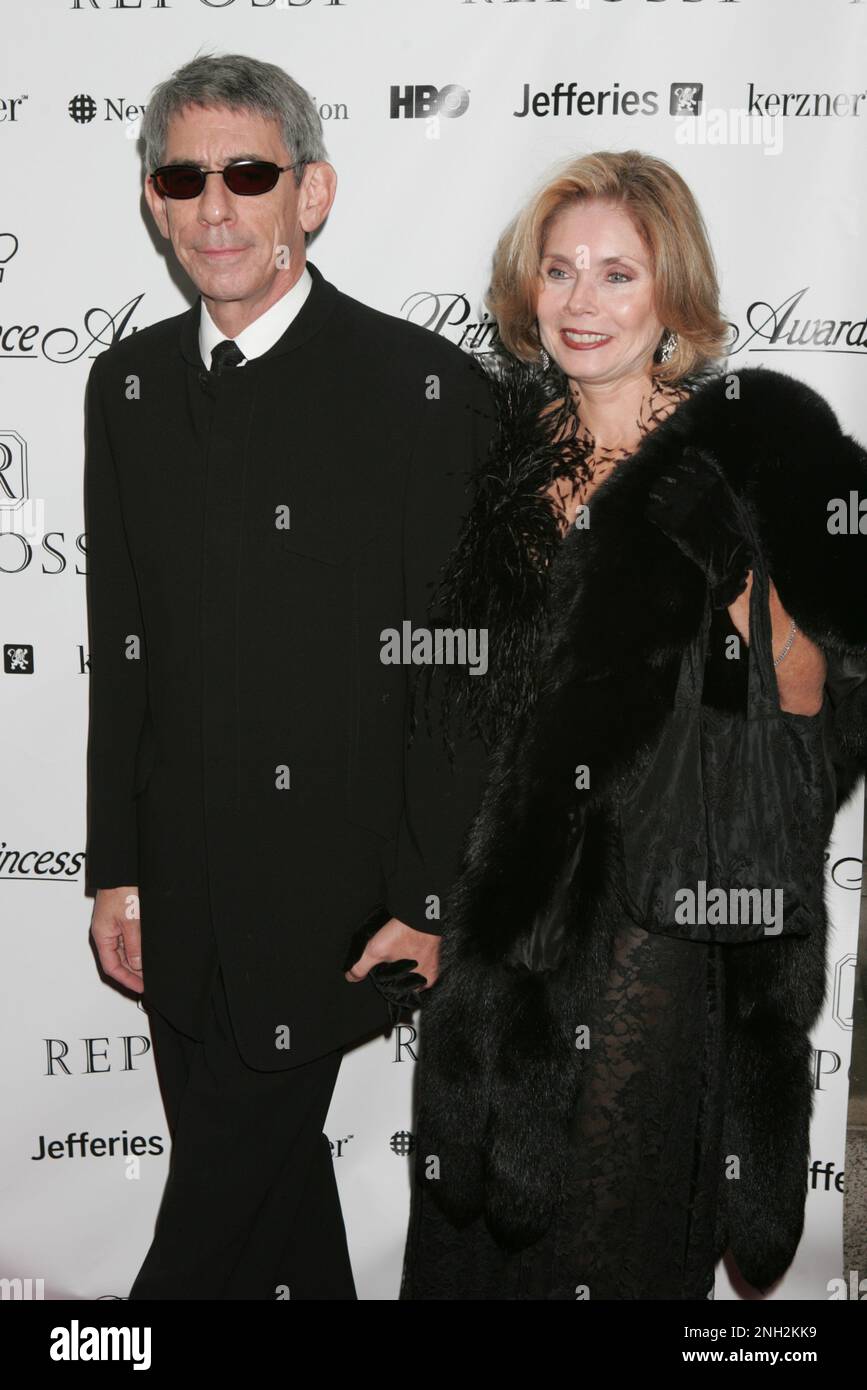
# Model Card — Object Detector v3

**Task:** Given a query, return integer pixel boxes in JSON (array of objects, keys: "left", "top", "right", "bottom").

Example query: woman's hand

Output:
[{"left": 727, "top": 570, "right": 827, "bottom": 715}]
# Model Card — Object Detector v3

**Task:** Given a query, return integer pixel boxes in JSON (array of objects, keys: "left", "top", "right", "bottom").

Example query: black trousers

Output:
[{"left": 128, "top": 963, "right": 356, "bottom": 1300}]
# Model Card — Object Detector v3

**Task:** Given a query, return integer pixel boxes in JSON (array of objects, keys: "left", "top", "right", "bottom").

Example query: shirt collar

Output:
[{"left": 198, "top": 265, "right": 313, "bottom": 371}]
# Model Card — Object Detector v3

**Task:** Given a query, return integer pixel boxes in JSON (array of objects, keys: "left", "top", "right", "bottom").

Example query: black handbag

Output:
[{"left": 613, "top": 547, "right": 837, "bottom": 943}]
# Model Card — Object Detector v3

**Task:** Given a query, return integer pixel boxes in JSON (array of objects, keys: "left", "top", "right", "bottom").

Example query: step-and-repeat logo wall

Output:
[{"left": 0, "top": 0, "right": 864, "bottom": 1301}]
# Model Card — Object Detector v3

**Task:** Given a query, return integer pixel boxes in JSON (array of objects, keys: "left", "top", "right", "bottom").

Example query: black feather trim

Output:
[{"left": 424, "top": 354, "right": 584, "bottom": 753}]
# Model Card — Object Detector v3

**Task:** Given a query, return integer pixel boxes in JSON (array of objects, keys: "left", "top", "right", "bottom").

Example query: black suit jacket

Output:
[{"left": 83, "top": 258, "right": 496, "bottom": 1068}]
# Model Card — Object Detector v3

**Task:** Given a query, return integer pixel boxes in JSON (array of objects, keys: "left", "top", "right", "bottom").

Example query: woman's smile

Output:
[{"left": 560, "top": 328, "right": 613, "bottom": 351}]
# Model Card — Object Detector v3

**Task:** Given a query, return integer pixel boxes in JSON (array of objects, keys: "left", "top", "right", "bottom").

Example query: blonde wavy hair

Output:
[{"left": 487, "top": 150, "right": 731, "bottom": 386}]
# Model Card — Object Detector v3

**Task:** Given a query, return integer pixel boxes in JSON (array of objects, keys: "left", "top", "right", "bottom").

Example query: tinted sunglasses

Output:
[{"left": 150, "top": 159, "right": 304, "bottom": 200}]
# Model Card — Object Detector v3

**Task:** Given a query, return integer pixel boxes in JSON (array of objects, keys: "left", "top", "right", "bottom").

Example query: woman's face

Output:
[{"left": 536, "top": 199, "right": 664, "bottom": 386}]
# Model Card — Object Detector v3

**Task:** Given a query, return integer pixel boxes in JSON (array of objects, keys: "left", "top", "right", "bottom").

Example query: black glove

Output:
[
  {"left": 646, "top": 446, "right": 754, "bottom": 608},
  {"left": 342, "top": 905, "right": 429, "bottom": 1024}
]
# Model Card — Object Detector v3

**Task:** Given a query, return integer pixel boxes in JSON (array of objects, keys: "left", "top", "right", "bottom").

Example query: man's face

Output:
[{"left": 144, "top": 102, "right": 335, "bottom": 318}]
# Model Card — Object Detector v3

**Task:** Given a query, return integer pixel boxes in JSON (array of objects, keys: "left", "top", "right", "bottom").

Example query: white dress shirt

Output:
[{"left": 199, "top": 265, "right": 313, "bottom": 371}]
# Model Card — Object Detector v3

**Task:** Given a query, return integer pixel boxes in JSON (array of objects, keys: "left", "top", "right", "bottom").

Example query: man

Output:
[{"left": 84, "top": 53, "right": 495, "bottom": 1300}]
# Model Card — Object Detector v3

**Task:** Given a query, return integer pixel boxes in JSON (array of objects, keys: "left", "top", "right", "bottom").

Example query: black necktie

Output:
[{"left": 210, "top": 339, "right": 246, "bottom": 374}]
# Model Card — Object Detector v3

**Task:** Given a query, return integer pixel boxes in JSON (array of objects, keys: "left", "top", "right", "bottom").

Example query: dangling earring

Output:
[
  {"left": 659, "top": 329, "right": 678, "bottom": 363},
  {"left": 539, "top": 347, "right": 551, "bottom": 371}
]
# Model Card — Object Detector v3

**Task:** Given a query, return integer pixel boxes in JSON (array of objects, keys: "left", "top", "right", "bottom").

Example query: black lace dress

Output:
[{"left": 400, "top": 606, "right": 746, "bottom": 1301}]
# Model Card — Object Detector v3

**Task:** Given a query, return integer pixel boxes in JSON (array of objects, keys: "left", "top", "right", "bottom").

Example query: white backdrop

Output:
[{"left": 0, "top": 0, "right": 864, "bottom": 1302}]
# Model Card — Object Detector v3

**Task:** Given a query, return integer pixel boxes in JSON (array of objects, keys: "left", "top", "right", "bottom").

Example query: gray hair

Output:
[{"left": 140, "top": 51, "right": 328, "bottom": 186}]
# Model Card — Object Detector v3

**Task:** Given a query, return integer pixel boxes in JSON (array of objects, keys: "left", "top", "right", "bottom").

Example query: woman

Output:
[{"left": 400, "top": 151, "right": 867, "bottom": 1300}]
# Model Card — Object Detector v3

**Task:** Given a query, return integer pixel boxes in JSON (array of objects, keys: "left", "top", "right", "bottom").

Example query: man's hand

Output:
[
  {"left": 344, "top": 916, "right": 441, "bottom": 992},
  {"left": 90, "top": 886, "right": 144, "bottom": 994}
]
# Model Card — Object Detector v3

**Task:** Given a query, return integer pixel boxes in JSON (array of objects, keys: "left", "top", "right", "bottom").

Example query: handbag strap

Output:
[
  {"left": 669, "top": 479, "right": 780, "bottom": 716},
  {"left": 744, "top": 543, "right": 779, "bottom": 719},
  {"left": 672, "top": 530, "right": 777, "bottom": 717},
  {"left": 723, "top": 486, "right": 779, "bottom": 719}
]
